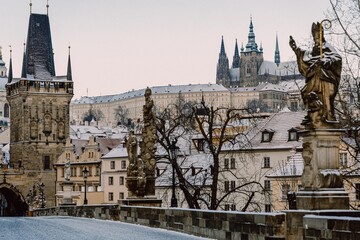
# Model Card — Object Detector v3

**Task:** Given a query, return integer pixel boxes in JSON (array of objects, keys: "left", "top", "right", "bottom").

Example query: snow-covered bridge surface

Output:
[{"left": 0, "top": 216, "right": 210, "bottom": 240}]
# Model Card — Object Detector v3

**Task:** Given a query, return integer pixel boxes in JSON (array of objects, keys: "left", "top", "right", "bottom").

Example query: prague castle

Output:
[{"left": 216, "top": 17, "right": 300, "bottom": 88}]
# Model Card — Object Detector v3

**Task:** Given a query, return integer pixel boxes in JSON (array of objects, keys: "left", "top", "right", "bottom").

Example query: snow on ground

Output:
[{"left": 0, "top": 216, "right": 212, "bottom": 240}]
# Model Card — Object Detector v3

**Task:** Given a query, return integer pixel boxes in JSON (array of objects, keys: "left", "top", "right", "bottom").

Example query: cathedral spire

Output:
[
  {"left": 216, "top": 36, "right": 230, "bottom": 87},
  {"left": 220, "top": 36, "right": 226, "bottom": 55},
  {"left": 8, "top": 47, "right": 13, "bottom": 83},
  {"left": 274, "top": 33, "right": 280, "bottom": 66},
  {"left": 232, "top": 39, "right": 240, "bottom": 68},
  {"left": 0, "top": 46, "right": 2, "bottom": 60},
  {"left": 67, "top": 45, "right": 72, "bottom": 81},
  {"left": 245, "top": 16, "right": 259, "bottom": 52}
]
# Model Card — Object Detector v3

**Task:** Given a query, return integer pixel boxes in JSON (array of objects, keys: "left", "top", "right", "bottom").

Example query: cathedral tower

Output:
[
  {"left": 6, "top": 11, "right": 73, "bottom": 208},
  {"left": 239, "top": 17, "right": 264, "bottom": 87},
  {"left": 216, "top": 36, "right": 231, "bottom": 87}
]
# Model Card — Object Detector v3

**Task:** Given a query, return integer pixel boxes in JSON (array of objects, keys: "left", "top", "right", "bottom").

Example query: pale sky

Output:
[{"left": 1, "top": 0, "right": 331, "bottom": 99}]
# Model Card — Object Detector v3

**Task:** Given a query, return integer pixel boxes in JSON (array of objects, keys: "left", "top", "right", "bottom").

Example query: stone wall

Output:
[
  {"left": 32, "top": 205, "right": 360, "bottom": 240},
  {"left": 303, "top": 214, "right": 360, "bottom": 239}
]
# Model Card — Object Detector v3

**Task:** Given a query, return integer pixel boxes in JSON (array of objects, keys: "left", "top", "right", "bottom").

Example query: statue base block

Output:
[
  {"left": 58, "top": 182, "right": 78, "bottom": 206},
  {"left": 296, "top": 188, "right": 349, "bottom": 210},
  {"left": 119, "top": 196, "right": 162, "bottom": 207}
]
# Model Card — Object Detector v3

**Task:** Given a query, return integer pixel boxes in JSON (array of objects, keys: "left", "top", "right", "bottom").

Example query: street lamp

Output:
[
  {"left": 82, "top": 167, "right": 89, "bottom": 205},
  {"left": 39, "top": 182, "right": 45, "bottom": 208},
  {"left": 169, "top": 139, "right": 179, "bottom": 208}
]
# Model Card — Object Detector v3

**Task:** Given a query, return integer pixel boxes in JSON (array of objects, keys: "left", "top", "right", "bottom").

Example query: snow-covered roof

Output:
[
  {"left": 233, "top": 111, "right": 305, "bottom": 150},
  {"left": 258, "top": 60, "right": 300, "bottom": 76},
  {"left": 279, "top": 79, "right": 305, "bottom": 92},
  {"left": 256, "top": 83, "right": 286, "bottom": 92},
  {"left": 101, "top": 145, "right": 128, "bottom": 159},
  {"left": 72, "top": 84, "right": 229, "bottom": 105},
  {"left": 70, "top": 125, "right": 127, "bottom": 140}
]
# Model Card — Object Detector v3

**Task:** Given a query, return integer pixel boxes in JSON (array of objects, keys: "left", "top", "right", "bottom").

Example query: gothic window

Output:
[
  {"left": 3, "top": 103, "right": 9, "bottom": 118},
  {"left": 44, "top": 156, "right": 51, "bottom": 170}
]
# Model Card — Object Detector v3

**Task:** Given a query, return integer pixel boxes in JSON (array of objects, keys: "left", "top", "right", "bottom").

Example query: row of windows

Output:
[
  {"left": 224, "top": 158, "right": 236, "bottom": 169},
  {"left": 110, "top": 160, "right": 127, "bottom": 170},
  {"left": 224, "top": 180, "right": 236, "bottom": 192},
  {"left": 261, "top": 129, "right": 298, "bottom": 143},
  {"left": 62, "top": 166, "right": 100, "bottom": 177},
  {"left": 108, "top": 192, "right": 125, "bottom": 201},
  {"left": 108, "top": 176, "right": 125, "bottom": 186}
]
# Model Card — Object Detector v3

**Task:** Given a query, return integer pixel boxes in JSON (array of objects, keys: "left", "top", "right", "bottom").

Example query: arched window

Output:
[{"left": 3, "top": 103, "right": 9, "bottom": 118}]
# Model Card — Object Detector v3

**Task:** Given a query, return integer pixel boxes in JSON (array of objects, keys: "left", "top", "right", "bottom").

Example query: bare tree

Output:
[
  {"left": 114, "top": 105, "right": 130, "bottom": 126},
  {"left": 156, "top": 97, "right": 265, "bottom": 210}
]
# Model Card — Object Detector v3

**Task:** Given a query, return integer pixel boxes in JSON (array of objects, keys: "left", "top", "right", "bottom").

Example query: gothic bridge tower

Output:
[{"left": 5, "top": 9, "right": 73, "bottom": 212}]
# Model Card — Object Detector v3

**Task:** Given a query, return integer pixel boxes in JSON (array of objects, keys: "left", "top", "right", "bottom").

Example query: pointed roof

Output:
[
  {"left": 274, "top": 33, "right": 280, "bottom": 66},
  {"left": 21, "top": 43, "right": 27, "bottom": 78},
  {"left": 8, "top": 49, "right": 13, "bottom": 83},
  {"left": 245, "top": 17, "right": 259, "bottom": 52},
  {"left": 22, "top": 13, "right": 56, "bottom": 80},
  {"left": 232, "top": 39, "right": 240, "bottom": 68},
  {"left": 220, "top": 36, "right": 226, "bottom": 55},
  {"left": 67, "top": 46, "right": 72, "bottom": 81}
]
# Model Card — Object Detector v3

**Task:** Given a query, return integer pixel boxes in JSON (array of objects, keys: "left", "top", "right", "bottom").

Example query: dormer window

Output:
[
  {"left": 288, "top": 128, "right": 299, "bottom": 141},
  {"left": 261, "top": 129, "right": 275, "bottom": 142}
]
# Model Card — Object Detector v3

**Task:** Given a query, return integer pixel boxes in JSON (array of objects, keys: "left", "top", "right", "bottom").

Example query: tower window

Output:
[{"left": 44, "top": 155, "right": 51, "bottom": 170}]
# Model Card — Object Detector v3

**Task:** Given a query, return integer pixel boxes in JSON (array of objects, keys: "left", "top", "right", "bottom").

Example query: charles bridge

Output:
[{"left": 31, "top": 204, "right": 360, "bottom": 240}]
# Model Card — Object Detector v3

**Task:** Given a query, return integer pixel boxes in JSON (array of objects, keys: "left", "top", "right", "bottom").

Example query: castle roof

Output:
[
  {"left": 258, "top": 60, "right": 299, "bottom": 77},
  {"left": 72, "top": 84, "right": 229, "bottom": 105}
]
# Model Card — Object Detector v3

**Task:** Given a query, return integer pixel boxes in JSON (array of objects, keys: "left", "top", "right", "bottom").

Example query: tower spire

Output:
[
  {"left": 21, "top": 42, "right": 27, "bottom": 78},
  {"left": 67, "top": 45, "right": 72, "bottom": 81},
  {"left": 0, "top": 46, "right": 2, "bottom": 60},
  {"left": 245, "top": 16, "right": 259, "bottom": 52},
  {"left": 220, "top": 36, "right": 226, "bottom": 55},
  {"left": 216, "top": 36, "right": 230, "bottom": 87},
  {"left": 232, "top": 39, "right": 240, "bottom": 68},
  {"left": 46, "top": 0, "right": 49, "bottom": 15},
  {"left": 29, "top": 0, "right": 32, "bottom": 14},
  {"left": 8, "top": 46, "right": 13, "bottom": 83},
  {"left": 274, "top": 33, "right": 280, "bottom": 66}
]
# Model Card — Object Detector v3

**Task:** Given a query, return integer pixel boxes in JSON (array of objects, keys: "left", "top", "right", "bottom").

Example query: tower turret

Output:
[{"left": 245, "top": 17, "right": 259, "bottom": 52}]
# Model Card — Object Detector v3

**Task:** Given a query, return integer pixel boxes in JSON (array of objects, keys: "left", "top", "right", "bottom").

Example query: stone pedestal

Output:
[
  {"left": 297, "top": 129, "right": 349, "bottom": 210},
  {"left": 58, "top": 182, "right": 78, "bottom": 206}
]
